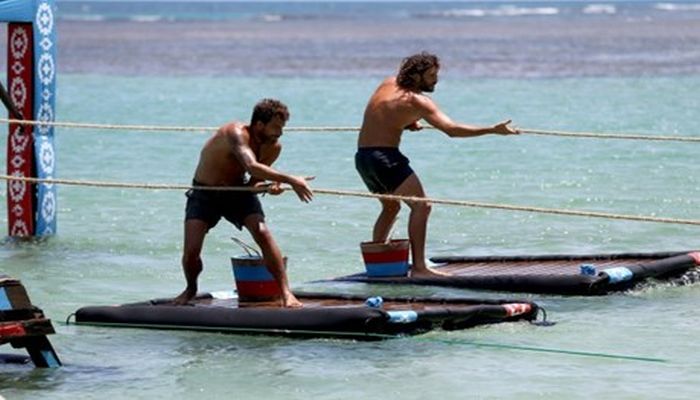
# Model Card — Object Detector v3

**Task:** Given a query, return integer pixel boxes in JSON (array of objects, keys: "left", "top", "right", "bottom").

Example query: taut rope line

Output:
[
  {"left": 2, "top": 175, "right": 699, "bottom": 227},
  {"left": 522, "top": 128, "right": 700, "bottom": 142},
  {"left": 1, "top": 118, "right": 699, "bottom": 142},
  {"left": 1, "top": 118, "right": 217, "bottom": 133}
]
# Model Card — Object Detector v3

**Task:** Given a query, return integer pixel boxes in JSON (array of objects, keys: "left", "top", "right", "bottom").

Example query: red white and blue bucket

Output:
[
  {"left": 231, "top": 255, "right": 285, "bottom": 302},
  {"left": 360, "top": 239, "right": 410, "bottom": 277}
]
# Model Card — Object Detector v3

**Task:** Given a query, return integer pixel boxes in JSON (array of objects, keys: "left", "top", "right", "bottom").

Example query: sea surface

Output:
[{"left": 1, "top": 1, "right": 700, "bottom": 399}]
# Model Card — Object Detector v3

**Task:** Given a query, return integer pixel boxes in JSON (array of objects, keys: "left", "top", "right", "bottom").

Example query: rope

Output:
[
  {"left": 313, "top": 188, "right": 700, "bottom": 226},
  {"left": 414, "top": 337, "right": 667, "bottom": 363},
  {"left": 55, "top": 319, "right": 666, "bottom": 362},
  {"left": 1, "top": 118, "right": 218, "bottom": 133},
  {"left": 0, "top": 175, "right": 263, "bottom": 192},
  {"left": 0, "top": 118, "right": 355, "bottom": 133},
  {"left": 2, "top": 118, "right": 699, "bottom": 142},
  {"left": 522, "top": 128, "right": 700, "bottom": 143},
  {"left": 3, "top": 175, "right": 699, "bottom": 227}
]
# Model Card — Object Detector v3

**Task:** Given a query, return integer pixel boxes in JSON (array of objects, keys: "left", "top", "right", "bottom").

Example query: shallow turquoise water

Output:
[{"left": 1, "top": 74, "right": 700, "bottom": 399}]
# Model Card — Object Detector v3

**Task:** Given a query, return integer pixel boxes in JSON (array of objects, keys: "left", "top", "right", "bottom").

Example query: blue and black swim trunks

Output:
[
  {"left": 185, "top": 179, "right": 264, "bottom": 230},
  {"left": 355, "top": 147, "right": 414, "bottom": 194}
]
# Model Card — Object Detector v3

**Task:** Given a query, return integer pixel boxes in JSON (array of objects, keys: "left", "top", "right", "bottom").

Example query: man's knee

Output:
[
  {"left": 408, "top": 200, "right": 431, "bottom": 216},
  {"left": 249, "top": 223, "right": 273, "bottom": 244},
  {"left": 382, "top": 201, "right": 401, "bottom": 215}
]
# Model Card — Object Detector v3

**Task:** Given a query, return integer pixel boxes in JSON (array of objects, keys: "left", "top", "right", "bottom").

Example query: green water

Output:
[{"left": 1, "top": 75, "right": 699, "bottom": 399}]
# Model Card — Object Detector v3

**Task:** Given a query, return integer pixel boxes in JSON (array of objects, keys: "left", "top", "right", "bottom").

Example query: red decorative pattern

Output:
[{"left": 7, "top": 24, "right": 34, "bottom": 237}]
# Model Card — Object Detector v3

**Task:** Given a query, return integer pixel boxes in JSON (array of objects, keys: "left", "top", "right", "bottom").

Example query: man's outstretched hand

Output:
[{"left": 492, "top": 119, "right": 520, "bottom": 135}]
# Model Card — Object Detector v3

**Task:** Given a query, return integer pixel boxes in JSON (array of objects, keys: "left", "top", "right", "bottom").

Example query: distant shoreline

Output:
[{"left": 0, "top": 16, "right": 693, "bottom": 78}]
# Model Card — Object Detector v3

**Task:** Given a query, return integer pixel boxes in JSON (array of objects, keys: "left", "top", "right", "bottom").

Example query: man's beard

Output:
[
  {"left": 262, "top": 135, "right": 279, "bottom": 144},
  {"left": 420, "top": 81, "right": 436, "bottom": 92}
]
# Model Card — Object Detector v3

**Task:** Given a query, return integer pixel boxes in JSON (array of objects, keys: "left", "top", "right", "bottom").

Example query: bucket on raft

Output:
[
  {"left": 360, "top": 239, "right": 410, "bottom": 277},
  {"left": 230, "top": 238, "right": 284, "bottom": 302}
]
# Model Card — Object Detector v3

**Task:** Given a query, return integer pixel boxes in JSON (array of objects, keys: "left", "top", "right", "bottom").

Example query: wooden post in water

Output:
[{"left": 1, "top": 0, "right": 57, "bottom": 237}]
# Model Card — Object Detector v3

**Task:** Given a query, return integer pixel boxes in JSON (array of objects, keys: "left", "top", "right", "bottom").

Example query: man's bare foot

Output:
[
  {"left": 409, "top": 264, "right": 451, "bottom": 278},
  {"left": 283, "top": 292, "right": 303, "bottom": 308},
  {"left": 238, "top": 293, "right": 302, "bottom": 308},
  {"left": 173, "top": 288, "right": 196, "bottom": 305}
]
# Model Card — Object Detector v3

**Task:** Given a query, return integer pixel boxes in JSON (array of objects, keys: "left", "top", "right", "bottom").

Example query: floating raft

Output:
[
  {"left": 73, "top": 292, "right": 542, "bottom": 340},
  {"left": 331, "top": 251, "right": 700, "bottom": 296},
  {"left": 0, "top": 276, "right": 61, "bottom": 368}
]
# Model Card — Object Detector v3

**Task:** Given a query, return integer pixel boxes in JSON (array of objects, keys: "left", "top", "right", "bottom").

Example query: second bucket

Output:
[{"left": 360, "top": 239, "right": 410, "bottom": 277}]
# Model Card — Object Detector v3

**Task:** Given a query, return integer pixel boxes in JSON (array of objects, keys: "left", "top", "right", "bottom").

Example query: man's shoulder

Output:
[
  {"left": 218, "top": 122, "right": 248, "bottom": 139},
  {"left": 407, "top": 91, "right": 434, "bottom": 109},
  {"left": 219, "top": 120, "right": 245, "bottom": 132},
  {"left": 374, "top": 76, "right": 397, "bottom": 93},
  {"left": 382, "top": 76, "right": 396, "bottom": 85}
]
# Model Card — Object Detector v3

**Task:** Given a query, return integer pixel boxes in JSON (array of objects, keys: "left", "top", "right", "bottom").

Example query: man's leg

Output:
[
  {"left": 243, "top": 214, "right": 302, "bottom": 308},
  {"left": 373, "top": 199, "right": 401, "bottom": 242},
  {"left": 173, "top": 219, "right": 209, "bottom": 304},
  {"left": 393, "top": 174, "right": 448, "bottom": 277}
]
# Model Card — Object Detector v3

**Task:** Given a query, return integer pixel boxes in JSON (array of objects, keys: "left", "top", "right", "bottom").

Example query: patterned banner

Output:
[{"left": 7, "top": 23, "right": 34, "bottom": 237}]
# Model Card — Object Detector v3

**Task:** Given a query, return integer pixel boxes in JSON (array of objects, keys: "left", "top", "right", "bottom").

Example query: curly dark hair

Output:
[
  {"left": 250, "top": 98, "right": 290, "bottom": 125},
  {"left": 396, "top": 52, "right": 440, "bottom": 89}
]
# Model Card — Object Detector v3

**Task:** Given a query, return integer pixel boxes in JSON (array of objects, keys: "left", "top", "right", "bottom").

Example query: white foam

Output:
[
  {"left": 130, "top": 15, "right": 164, "bottom": 23},
  {"left": 60, "top": 14, "right": 106, "bottom": 22},
  {"left": 434, "top": 6, "right": 559, "bottom": 18},
  {"left": 495, "top": 6, "right": 559, "bottom": 17},
  {"left": 582, "top": 4, "right": 617, "bottom": 15},
  {"left": 435, "top": 8, "right": 487, "bottom": 18},
  {"left": 655, "top": 3, "right": 700, "bottom": 11},
  {"left": 261, "top": 14, "right": 283, "bottom": 23}
]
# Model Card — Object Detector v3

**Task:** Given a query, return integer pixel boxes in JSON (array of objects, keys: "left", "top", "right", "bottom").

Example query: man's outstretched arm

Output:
[
  {"left": 229, "top": 130, "right": 313, "bottom": 202},
  {"left": 418, "top": 95, "right": 519, "bottom": 138}
]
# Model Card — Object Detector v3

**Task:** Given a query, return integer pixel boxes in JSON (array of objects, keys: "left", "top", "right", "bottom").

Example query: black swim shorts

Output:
[
  {"left": 185, "top": 180, "right": 264, "bottom": 230},
  {"left": 355, "top": 147, "right": 414, "bottom": 194}
]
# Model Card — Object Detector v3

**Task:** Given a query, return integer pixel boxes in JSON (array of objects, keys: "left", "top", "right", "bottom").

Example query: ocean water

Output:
[{"left": 1, "top": 1, "right": 700, "bottom": 399}]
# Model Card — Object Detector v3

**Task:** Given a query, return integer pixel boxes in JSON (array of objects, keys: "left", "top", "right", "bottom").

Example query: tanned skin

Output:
[
  {"left": 358, "top": 66, "right": 519, "bottom": 277},
  {"left": 174, "top": 116, "right": 312, "bottom": 307}
]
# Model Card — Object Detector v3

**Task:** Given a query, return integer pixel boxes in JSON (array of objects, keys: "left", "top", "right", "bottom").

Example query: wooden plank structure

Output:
[
  {"left": 0, "top": 275, "right": 61, "bottom": 367},
  {"left": 74, "top": 292, "right": 543, "bottom": 340},
  {"left": 330, "top": 251, "right": 700, "bottom": 295}
]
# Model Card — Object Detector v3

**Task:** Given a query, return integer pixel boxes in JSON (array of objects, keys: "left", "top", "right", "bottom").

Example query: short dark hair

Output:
[
  {"left": 250, "top": 98, "right": 290, "bottom": 125},
  {"left": 396, "top": 52, "right": 440, "bottom": 89}
]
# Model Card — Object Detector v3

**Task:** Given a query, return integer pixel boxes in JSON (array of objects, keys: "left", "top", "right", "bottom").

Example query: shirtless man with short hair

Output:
[
  {"left": 356, "top": 52, "right": 519, "bottom": 277},
  {"left": 174, "top": 99, "right": 312, "bottom": 307}
]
